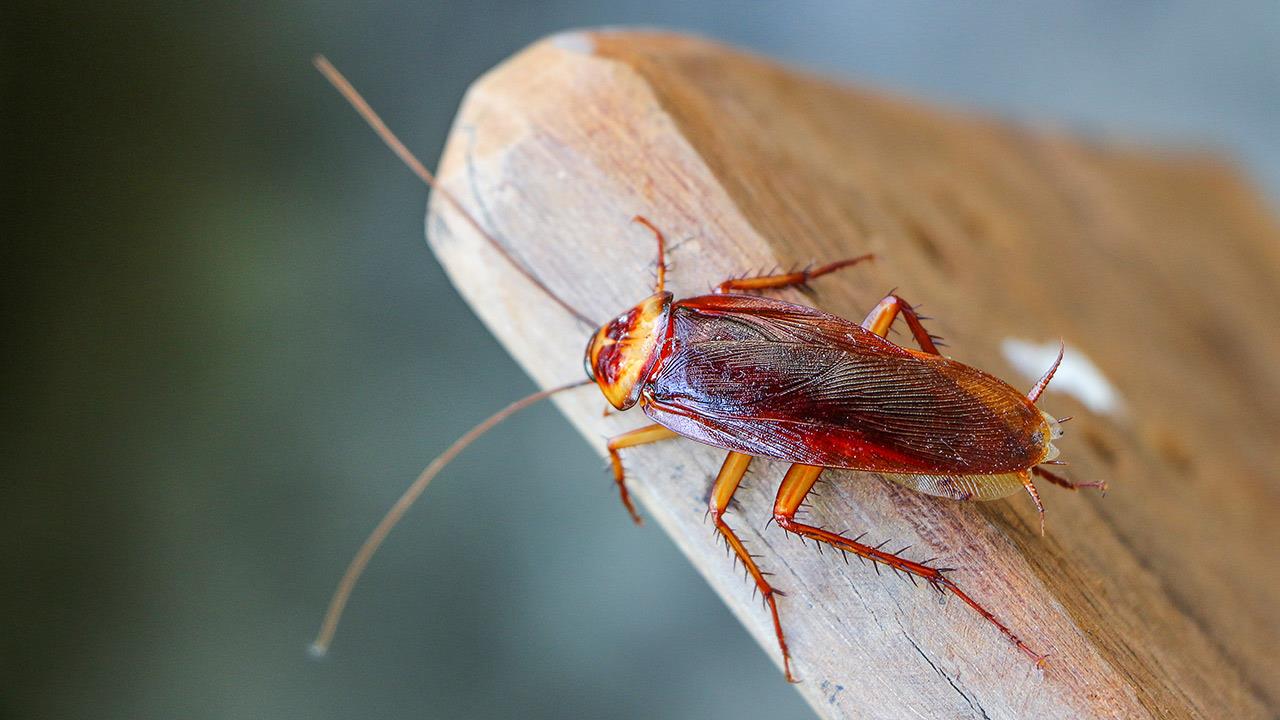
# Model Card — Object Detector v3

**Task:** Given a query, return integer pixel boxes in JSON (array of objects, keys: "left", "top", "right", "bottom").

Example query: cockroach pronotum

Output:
[{"left": 310, "top": 56, "right": 1105, "bottom": 682}]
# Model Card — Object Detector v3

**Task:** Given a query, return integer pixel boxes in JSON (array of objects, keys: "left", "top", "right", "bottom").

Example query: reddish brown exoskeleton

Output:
[{"left": 310, "top": 57, "right": 1104, "bottom": 682}]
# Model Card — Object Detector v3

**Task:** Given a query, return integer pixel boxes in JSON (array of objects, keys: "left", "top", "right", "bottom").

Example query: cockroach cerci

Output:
[{"left": 310, "top": 57, "right": 1105, "bottom": 682}]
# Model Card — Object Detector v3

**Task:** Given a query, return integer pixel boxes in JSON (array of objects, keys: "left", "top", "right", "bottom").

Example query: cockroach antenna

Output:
[
  {"left": 1027, "top": 339, "right": 1066, "bottom": 405},
  {"left": 312, "top": 55, "right": 598, "bottom": 327},
  {"left": 310, "top": 379, "right": 591, "bottom": 658}
]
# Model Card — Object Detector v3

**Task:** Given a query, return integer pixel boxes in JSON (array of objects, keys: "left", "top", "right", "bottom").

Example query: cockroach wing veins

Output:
[{"left": 638, "top": 294, "right": 1053, "bottom": 478}]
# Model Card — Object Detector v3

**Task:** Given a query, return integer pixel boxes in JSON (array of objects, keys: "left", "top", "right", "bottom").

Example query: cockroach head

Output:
[{"left": 584, "top": 292, "right": 673, "bottom": 410}]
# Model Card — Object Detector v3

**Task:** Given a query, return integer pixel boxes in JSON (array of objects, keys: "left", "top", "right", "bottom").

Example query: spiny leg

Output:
[
  {"left": 861, "top": 293, "right": 943, "bottom": 355},
  {"left": 1019, "top": 470, "right": 1047, "bottom": 537},
  {"left": 1033, "top": 466, "right": 1107, "bottom": 494},
  {"left": 714, "top": 254, "right": 873, "bottom": 294},
  {"left": 606, "top": 423, "right": 678, "bottom": 524},
  {"left": 708, "top": 452, "right": 795, "bottom": 682},
  {"left": 772, "top": 463, "right": 1046, "bottom": 667}
]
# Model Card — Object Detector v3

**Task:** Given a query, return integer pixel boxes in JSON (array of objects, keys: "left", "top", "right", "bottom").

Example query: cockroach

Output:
[{"left": 310, "top": 56, "right": 1105, "bottom": 682}]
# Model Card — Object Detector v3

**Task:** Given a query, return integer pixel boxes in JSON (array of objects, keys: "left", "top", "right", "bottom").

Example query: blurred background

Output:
[{"left": 4, "top": 2, "right": 1278, "bottom": 719}]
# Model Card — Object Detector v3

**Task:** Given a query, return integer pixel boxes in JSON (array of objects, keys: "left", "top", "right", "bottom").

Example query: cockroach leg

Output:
[
  {"left": 631, "top": 215, "right": 667, "bottom": 294},
  {"left": 606, "top": 424, "right": 679, "bottom": 524},
  {"left": 772, "top": 463, "right": 1047, "bottom": 668},
  {"left": 713, "top": 254, "right": 873, "bottom": 294},
  {"left": 709, "top": 452, "right": 795, "bottom": 682},
  {"left": 861, "top": 293, "right": 942, "bottom": 355},
  {"left": 1019, "top": 471, "right": 1047, "bottom": 536},
  {"left": 1033, "top": 466, "right": 1107, "bottom": 494}
]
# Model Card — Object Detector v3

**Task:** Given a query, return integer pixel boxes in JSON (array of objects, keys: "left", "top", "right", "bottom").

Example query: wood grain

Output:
[{"left": 426, "top": 29, "right": 1280, "bottom": 719}]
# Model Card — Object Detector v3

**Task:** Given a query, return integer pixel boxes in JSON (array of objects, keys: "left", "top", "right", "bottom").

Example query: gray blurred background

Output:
[{"left": 4, "top": 2, "right": 1278, "bottom": 719}]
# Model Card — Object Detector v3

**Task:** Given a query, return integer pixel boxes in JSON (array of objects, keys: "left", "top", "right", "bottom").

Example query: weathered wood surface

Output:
[{"left": 426, "top": 29, "right": 1280, "bottom": 719}]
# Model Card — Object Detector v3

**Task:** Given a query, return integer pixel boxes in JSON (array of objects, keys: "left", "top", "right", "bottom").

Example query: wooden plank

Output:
[{"left": 426, "top": 29, "right": 1280, "bottom": 719}]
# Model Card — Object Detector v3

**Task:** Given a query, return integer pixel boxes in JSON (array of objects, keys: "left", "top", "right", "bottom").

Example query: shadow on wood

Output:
[{"left": 427, "top": 29, "right": 1280, "bottom": 719}]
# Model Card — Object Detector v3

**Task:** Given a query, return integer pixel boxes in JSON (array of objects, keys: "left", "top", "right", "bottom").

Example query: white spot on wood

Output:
[
  {"left": 550, "top": 31, "right": 595, "bottom": 54},
  {"left": 1002, "top": 338, "right": 1124, "bottom": 416}
]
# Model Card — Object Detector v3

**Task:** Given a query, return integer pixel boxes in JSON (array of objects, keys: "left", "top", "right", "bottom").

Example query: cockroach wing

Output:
[{"left": 642, "top": 295, "right": 1045, "bottom": 474}]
